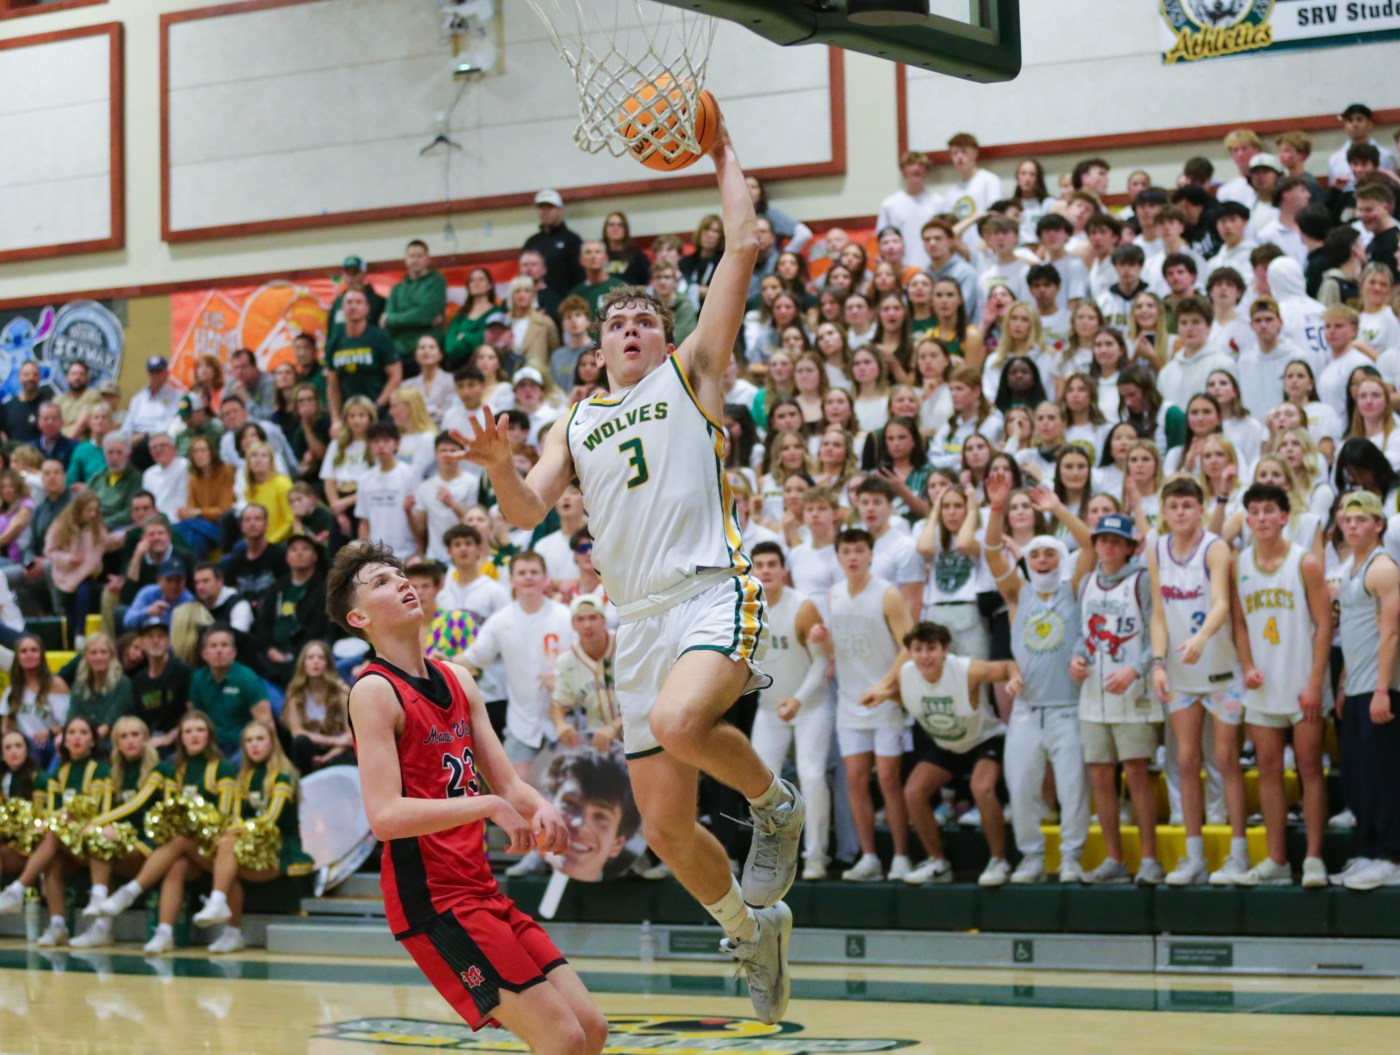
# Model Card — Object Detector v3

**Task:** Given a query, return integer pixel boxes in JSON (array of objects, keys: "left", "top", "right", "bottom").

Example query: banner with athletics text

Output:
[{"left": 1160, "top": 0, "right": 1400, "bottom": 64}]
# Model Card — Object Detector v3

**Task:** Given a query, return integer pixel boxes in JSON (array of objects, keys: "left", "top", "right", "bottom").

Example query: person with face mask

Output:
[{"left": 982, "top": 468, "right": 1097, "bottom": 884}]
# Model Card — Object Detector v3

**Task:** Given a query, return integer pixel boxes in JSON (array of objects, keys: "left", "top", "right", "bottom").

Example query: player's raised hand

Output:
[
  {"left": 531, "top": 800, "right": 572, "bottom": 855},
  {"left": 448, "top": 408, "right": 512, "bottom": 470},
  {"left": 488, "top": 796, "right": 533, "bottom": 855}
]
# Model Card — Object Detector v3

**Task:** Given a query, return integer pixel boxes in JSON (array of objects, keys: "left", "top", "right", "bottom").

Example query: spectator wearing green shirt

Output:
[
  {"left": 444, "top": 266, "right": 506, "bottom": 368},
  {"left": 382, "top": 239, "right": 447, "bottom": 363},
  {"left": 171, "top": 391, "right": 224, "bottom": 460},
  {"left": 87, "top": 433, "right": 143, "bottom": 533},
  {"left": 568, "top": 240, "right": 627, "bottom": 316},
  {"left": 325, "top": 288, "right": 402, "bottom": 431},
  {"left": 291, "top": 333, "right": 328, "bottom": 408},
  {"left": 325, "top": 256, "right": 386, "bottom": 348},
  {"left": 190, "top": 625, "right": 271, "bottom": 758},
  {"left": 66, "top": 401, "right": 117, "bottom": 486}
]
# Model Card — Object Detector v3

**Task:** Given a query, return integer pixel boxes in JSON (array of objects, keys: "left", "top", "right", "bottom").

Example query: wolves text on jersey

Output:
[{"left": 580, "top": 402, "right": 670, "bottom": 451}]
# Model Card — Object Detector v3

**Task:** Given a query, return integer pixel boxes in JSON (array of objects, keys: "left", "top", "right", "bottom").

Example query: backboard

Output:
[{"left": 654, "top": 0, "right": 1020, "bottom": 82}]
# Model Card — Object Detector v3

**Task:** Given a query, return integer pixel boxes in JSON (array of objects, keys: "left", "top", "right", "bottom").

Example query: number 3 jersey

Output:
[
  {"left": 354, "top": 657, "right": 496, "bottom": 938},
  {"left": 566, "top": 355, "right": 748, "bottom": 609}
]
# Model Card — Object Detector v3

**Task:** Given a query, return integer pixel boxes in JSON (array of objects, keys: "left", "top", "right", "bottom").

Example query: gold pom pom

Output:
[
  {"left": 143, "top": 791, "right": 228, "bottom": 854},
  {"left": 233, "top": 815, "right": 282, "bottom": 872},
  {"left": 142, "top": 798, "right": 184, "bottom": 847},
  {"left": 48, "top": 794, "right": 103, "bottom": 855},
  {"left": 0, "top": 800, "right": 45, "bottom": 854},
  {"left": 85, "top": 822, "right": 139, "bottom": 862}
]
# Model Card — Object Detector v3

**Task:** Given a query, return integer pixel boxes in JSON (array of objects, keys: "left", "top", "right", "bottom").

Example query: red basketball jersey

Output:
[{"left": 356, "top": 657, "right": 499, "bottom": 937}]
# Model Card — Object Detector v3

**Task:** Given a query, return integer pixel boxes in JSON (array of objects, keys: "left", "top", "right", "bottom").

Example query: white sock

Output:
[
  {"left": 154, "top": 923, "right": 173, "bottom": 937},
  {"left": 1186, "top": 836, "right": 1205, "bottom": 862},
  {"left": 89, "top": 884, "right": 109, "bottom": 904},
  {"left": 1230, "top": 837, "right": 1249, "bottom": 865},
  {"left": 748, "top": 775, "right": 785, "bottom": 811},
  {"left": 892, "top": 854, "right": 911, "bottom": 864},
  {"left": 704, "top": 876, "right": 757, "bottom": 943},
  {"left": 205, "top": 890, "right": 228, "bottom": 910},
  {"left": 49, "top": 915, "right": 65, "bottom": 928},
  {"left": 122, "top": 880, "right": 144, "bottom": 899},
  {"left": 221, "top": 925, "right": 242, "bottom": 939}
]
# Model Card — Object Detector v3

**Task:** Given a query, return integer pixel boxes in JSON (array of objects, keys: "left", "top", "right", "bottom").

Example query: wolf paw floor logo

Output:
[
  {"left": 323, "top": 1015, "right": 915, "bottom": 1053},
  {"left": 1161, "top": 0, "right": 1274, "bottom": 62}
]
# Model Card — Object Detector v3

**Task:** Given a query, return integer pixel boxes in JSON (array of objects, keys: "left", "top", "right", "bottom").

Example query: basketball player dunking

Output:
[
  {"left": 458, "top": 104, "right": 803, "bottom": 1024},
  {"left": 329, "top": 542, "right": 607, "bottom": 1053}
]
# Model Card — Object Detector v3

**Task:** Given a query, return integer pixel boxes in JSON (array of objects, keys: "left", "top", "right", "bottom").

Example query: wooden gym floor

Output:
[{"left": 1, "top": 941, "right": 1397, "bottom": 1054}]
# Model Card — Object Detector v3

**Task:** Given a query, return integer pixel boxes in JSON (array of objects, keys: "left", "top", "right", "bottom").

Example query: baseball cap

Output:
[
  {"left": 138, "top": 615, "right": 169, "bottom": 633},
  {"left": 285, "top": 532, "right": 324, "bottom": 555},
  {"left": 512, "top": 366, "right": 544, "bottom": 387},
  {"left": 156, "top": 557, "right": 187, "bottom": 578},
  {"left": 1341, "top": 103, "right": 1374, "bottom": 120},
  {"left": 146, "top": 356, "right": 169, "bottom": 372},
  {"left": 534, "top": 189, "right": 563, "bottom": 208},
  {"left": 1092, "top": 513, "right": 1137, "bottom": 542},
  {"left": 97, "top": 379, "right": 120, "bottom": 396},
  {"left": 342, "top": 255, "right": 365, "bottom": 271},
  {"left": 569, "top": 595, "right": 605, "bottom": 618},
  {"left": 1339, "top": 490, "right": 1384, "bottom": 517},
  {"left": 179, "top": 392, "right": 204, "bottom": 417},
  {"left": 1249, "top": 153, "right": 1285, "bottom": 175}
]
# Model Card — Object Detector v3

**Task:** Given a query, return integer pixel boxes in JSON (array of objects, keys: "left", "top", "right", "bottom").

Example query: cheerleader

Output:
[
  {"left": 0, "top": 729, "right": 40, "bottom": 885},
  {"left": 0, "top": 716, "right": 108, "bottom": 946},
  {"left": 191, "top": 720, "right": 313, "bottom": 954},
  {"left": 69, "top": 716, "right": 192, "bottom": 948},
  {"left": 87, "top": 711, "right": 237, "bottom": 955}
]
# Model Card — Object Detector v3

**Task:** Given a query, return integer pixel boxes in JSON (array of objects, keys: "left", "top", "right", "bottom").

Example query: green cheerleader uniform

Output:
[
  {"left": 233, "top": 763, "right": 314, "bottom": 876},
  {"left": 86, "top": 765, "right": 165, "bottom": 856}
]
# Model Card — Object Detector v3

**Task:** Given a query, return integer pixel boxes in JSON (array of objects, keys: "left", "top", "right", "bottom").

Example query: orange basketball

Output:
[{"left": 617, "top": 78, "right": 717, "bottom": 172}]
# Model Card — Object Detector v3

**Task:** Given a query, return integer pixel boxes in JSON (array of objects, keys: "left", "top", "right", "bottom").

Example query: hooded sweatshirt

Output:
[{"left": 1266, "top": 257, "right": 1327, "bottom": 368}]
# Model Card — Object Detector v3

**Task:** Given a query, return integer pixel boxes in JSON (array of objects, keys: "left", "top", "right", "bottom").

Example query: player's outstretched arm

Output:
[
  {"left": 452, "top": 410, "right": 574, "bottom": 531},
  {"left": 350, "top": 675, "right": 506, "bottom": 843},
  {"left": 443, "top": 665, "right": 571, "bottom": 852},
  {"left": 677, "top": 103, "right": 758, "bottom": 389}
]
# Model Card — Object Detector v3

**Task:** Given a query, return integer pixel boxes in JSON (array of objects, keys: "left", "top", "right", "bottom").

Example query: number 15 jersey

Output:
[{"left": 567, "top": 355, "right": 748, "bottom": 608}]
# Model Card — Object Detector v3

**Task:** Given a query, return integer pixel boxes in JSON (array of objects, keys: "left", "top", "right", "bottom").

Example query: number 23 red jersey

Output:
[{"left": 355, "top": 657, "right": 498, "bottom": 938}]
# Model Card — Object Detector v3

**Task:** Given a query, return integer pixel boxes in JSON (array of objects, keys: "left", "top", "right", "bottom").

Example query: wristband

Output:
[{"left": 983, "top": 541, "right": 1005, "bottom": 553}]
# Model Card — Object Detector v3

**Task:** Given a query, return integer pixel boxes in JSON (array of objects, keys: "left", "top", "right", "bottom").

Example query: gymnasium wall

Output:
[{"left": 0, "top": 0, "right": 1392, "bottom": 314}]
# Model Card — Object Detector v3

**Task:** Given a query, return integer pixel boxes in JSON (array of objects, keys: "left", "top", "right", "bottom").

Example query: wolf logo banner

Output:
[{"left": 1160, "top": 0, "right": 1400, "bottom": 63}]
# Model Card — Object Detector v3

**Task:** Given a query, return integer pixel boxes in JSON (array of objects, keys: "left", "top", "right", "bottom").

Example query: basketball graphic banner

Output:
[{"left": 1159, "top": 0, "right": 1400, "bottom": 63}]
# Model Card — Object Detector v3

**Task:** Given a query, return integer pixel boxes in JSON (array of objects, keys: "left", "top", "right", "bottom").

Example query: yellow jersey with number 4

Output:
[
  {"left": 566, "top": 355, "right": 747, "bottom": 608},
  {"left": 1238, "top": 542, "right": 1313, "bottom": 715}
]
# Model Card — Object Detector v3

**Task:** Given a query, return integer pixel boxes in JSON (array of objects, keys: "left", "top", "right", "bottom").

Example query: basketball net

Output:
[{"left": 525, "top": 0, "right": 717, "bottom": 162}]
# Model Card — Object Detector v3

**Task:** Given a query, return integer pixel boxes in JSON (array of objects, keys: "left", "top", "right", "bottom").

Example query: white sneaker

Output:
[
  {"left": 1237, "top": 858, "right": 1293, "bottom": 886},
  {"left": 207, "top": 928, "right": 246, "bottom": 955},
  {"left": 841, "top": 855, "right": 884, "bottom": 882},
  {"left": 886, "top": 855, "right": 913, "bottom": 882},
  {"left": 1135, "top": 858, "right": 1166, "bottom": 886},
  {"left": 742, "top": 779, "right": 805, "bottom": 909},
  {"left": 93, "top": 884, "right": 141, "bottom": 918},
  {"left": 1165, "top": 858, "right": 1208, "bottom": 887},
  {"left": 1058, "top": 859, "right": 1085, "bottom": 884},
  {"left": 1331, "top": 858, "right": 1372, "bottom": 885},
  {"left": 1208, "top": 858, "right": 1250, "bottom": 886},
  {"left": 69, "top": 918, "right": 113, "bottom": 949},
  {"left": 1011, "top": 855, "right": 1046, "bottom": 884},
  {"left": 143, "top": 929, "right": 175, "bottom": 956},
  {"left": 1344, "top": 859, "right": 1400, "bottom": 891},
  {"left": 192, "top": 898, "right": 232, "bottom": 929},
  {"left": 1084, "top": 859, "right": 1131, "bottom": 884},
  {"left": 0, "top": 883, "right": 24, "bottom": 914},
  {"left": 35, "top": 919, "right": 68, "bottom": 948},
  {"left": 504, "top": 850, "right": 548, "bottom": 878},
  {"left": 1301, "top": 856, "right": 1329, "bottom": 889},
  {"left": 1329, "top": 808, "right": 1356, "bottom": 829},
  {"left": 978, "top": 858, "right": 1011, "bottom": 887},
  {"left": 801, "top": 857, "right": 828, "bottom": 882},
  {"left": 902, "top": 858, "right": 952, "bottom": 885},
  {"left": 720, "top": 903, "right": 792, "bottom": 1026},
  {"left": 958, "top": 807, "right": 982, "bottom": 828}
]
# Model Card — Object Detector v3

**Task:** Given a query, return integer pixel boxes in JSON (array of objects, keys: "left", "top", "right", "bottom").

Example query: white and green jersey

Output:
[
  {"left": 898, "top": 655, "right": 1003, "bottom": 754},
  {"left": 566, "top": 355, "right": 747, "bottom": 609}
]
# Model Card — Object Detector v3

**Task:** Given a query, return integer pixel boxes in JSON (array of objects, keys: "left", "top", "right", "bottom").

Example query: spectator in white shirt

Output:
[
  {"left": 353, "top": 423, "right": 419, "bottom": 562},
  {"left": 1328, "top": 103, "right": 1399, "bottom": 188},
  {"left": 877, "top": 151, "right": 945, "bottom": 269},
  {"left": 141, "top": 433, "right": 190, "bottom": 522},
  {"left": 412, "top": 433, "right": 480, "bottom": 563},
  {"left": 1317, "top": 304, "right": 1380, "bottom": 416},
  {"left": 1216, "top": 128, "right": 1262, "bottom": 208},
  {"left": 943, "top": 132, "right": 1002, "bottom": 222},
  {"left": 123, "top": 357, "right": 183, "bottom": 450},
  {"left": 510, "top": 367, "right": 562, "bottom": 448}
]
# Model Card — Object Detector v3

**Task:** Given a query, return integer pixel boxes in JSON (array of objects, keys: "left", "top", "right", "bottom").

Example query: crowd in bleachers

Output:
[{"left": 4, "top": 105, "right": 1400, "bottom": 954}]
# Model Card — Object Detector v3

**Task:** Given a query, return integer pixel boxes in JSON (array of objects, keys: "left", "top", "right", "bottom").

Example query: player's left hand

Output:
[
  {"left": 531, "top": 802, "right": 572, "bottom": 855},
  {"left": 1370, "top": 689, "right": 1394, "bottom": 725},
  {"left": 1243, "top": 666, "right": 1264, "bottom": 690},
  {"left": 1299, "top": 683, "right": 1323, "bottom": 721},
  {"left": 1104, "top": 669, "right": 1136, "bottom": 695},
  {"left": 1177, "top": 634, "right": 1205, "bottom": 666}
]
